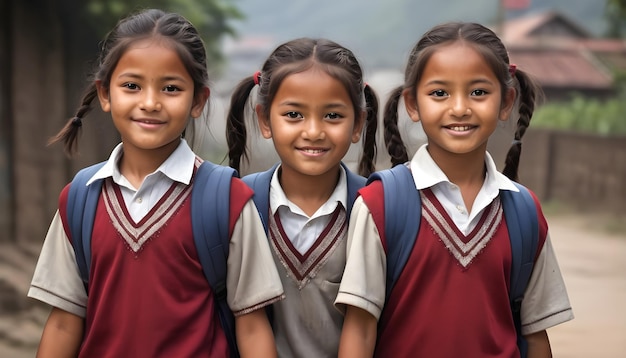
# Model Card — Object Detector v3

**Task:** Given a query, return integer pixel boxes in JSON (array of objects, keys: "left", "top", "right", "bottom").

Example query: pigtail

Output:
[
  {"left": 47, "top": 84, "right": 98, "bottom": 156},
  {"left": 358, "top": 84, "right": 379, "bottom": 177},
  {"left": 226, "top": 76, "right": 257, "bottom": 173},
  {"left": 383, "top": 85, "right": 409, "bottom": 167},
  {"left": 502, "top": 69, "right": 540, "bottom": 182}
]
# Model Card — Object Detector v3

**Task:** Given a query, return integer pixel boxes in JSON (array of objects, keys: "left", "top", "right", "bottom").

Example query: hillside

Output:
[{"left": 227, "top": 0, "right": 608, "bottom": 71}]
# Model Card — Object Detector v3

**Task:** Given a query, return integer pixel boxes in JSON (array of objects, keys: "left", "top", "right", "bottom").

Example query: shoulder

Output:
[
  {"left": 241, "top": 164, "right": 278, "bottom": 187},
  {"left": 504, "top": 183, "right": 549, "bottom": 251},
  {"left": 58, "top": 184, "right": 72, "bottom": 238},
  {"left": 359, "top": 180, "right": 384, "bottom": 199},
  {"left": 230, "top": 177, "right": 253, "bottom": 199}
]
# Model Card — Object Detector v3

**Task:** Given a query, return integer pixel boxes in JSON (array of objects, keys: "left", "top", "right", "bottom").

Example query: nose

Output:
[
  {"left": 449, "top": 96, "right": 471, "bottom": 118},
  {"left": 140, "top": 89, "right": 161, "bottom": 112},
  {"left": 302, "top": 118, "right": 325, "bottom": 140}
]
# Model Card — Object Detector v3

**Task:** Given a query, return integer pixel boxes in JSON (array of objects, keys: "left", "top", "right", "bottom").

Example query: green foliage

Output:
[
  {"left": 605, "top": 0, "right": 626, "bottom": 37},
  {"left": 532, "top": 91, "right": 626, "bottom": 135},
  {"left": 80, "top": 0, "right": 243, "bottom": 68}
]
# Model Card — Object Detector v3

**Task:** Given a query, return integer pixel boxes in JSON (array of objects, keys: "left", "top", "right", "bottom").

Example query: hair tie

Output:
[
  {"left": 511, "top": 139, "right": 522, "bottom": 145},
  {"left": 509, "top": 64, "right": 517, "bottom": 76},
  {"left": 253, "top": 71, "right": 261, "bottom": 86},
  {"left": 71, "top": 116, "right": 82, "bottom": 127}
]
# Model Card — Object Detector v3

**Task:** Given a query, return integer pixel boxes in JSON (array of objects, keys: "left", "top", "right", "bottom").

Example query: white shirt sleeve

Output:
[
  {"left": 334, "top": 196, "right": 387, "bottom": 320},
  {"left": 227, "top": 200, "right": 284, "bottom": 316},
  {"left": 521, "top": 231, "right": 574, "bottom": 334},
  {"left": 28, "top": 211, "right": 87, "bottom": 317}
]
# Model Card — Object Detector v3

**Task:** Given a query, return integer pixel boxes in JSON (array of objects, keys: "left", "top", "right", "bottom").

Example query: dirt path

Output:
[
  {"left": 546, "top": 214, "right": 626, "bottom": 358},
  {"left": 1, "top": 212, "right": 624, "bottom": 357}
]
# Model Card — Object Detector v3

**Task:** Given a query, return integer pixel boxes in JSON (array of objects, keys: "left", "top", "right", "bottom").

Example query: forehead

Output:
[
  {"left": 273, "top": 67, "right": 352, "bottom": 105},
  {"left": 420, "top": 42, "right": 498, "bottom": 83},
  {"left": 113, "top": 38, "right": 188, "bottom": 76}
]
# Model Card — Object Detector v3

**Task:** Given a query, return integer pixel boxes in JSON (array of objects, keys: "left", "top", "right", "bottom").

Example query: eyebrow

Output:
[
  {"left": 424, "top": 78, "right": 495, "bottom": 86},
  {"left": 277, "top": 101, "right": 349, "bottom": 109},
  {"left": 116, "top": 73, "right": 188, "bottom": 82}
]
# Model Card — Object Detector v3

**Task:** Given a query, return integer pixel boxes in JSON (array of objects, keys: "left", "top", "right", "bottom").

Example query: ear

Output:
[
  {"left": 256, "top": 104, "right": 272, "bottom": 139},
  {"left": 95, "top": 80, "right": 111, "bottom": 113},
  {"left": 352, "top": 109, "right": 366, "bottom": 143},
  {"left": 402, "top": 88, "right": 420, "bottom": 122},
  {"left": 191, "top": 86, "right": 210, "bottom": 118},
  {"left": 499, "top": 87, "right": 516, "bottom": 121}
]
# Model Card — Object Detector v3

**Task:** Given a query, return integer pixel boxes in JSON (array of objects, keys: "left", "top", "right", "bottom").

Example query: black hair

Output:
[
  {"left": 226, "top": 37, "right": 379, "bottom": 177},
  {"left": 384, "top": 22, "right": 541, "bottom": 181},
  {"left": 49, "top": 9, "right": 209, "bottom": 155}
]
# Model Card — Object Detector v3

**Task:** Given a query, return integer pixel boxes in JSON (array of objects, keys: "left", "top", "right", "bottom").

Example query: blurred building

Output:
[{"left": 500, "top": 11, "right": 626, "bottom": 101}]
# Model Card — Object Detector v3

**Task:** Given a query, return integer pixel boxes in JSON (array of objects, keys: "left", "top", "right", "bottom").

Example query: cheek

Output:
[{"left": 333, "top": 123, "right": 359, "bottom": 144}]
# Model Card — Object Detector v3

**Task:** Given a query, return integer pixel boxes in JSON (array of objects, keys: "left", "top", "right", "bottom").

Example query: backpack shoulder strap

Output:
[
  {"left": 366, "top": 164, "right": 421, "bottom": 298},
  {"left": 191, "top": 161, "right": 239, "bottom": 358},
  {"left": 66, "top": 162, "right": 106, "bottom": 286},
  {"left": 341, "top": 162, "right": 366, "bottom": 219},
  {"left": 241, "top": 164, "right": 278, "bottom": 234},
  {"left": 500, "top": 182, "right": 539, "bottom": 358}
]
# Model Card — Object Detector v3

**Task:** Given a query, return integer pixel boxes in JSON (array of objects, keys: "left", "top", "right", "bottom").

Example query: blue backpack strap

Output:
[
  {"left": 191, "top": 161, "right": 239, "bottom": 358},
  {"left": 341, "top": 162, "right": 366, "bottom": 218},
  {"left": 500, "top": 182, "right": 539, "bottom": 358},
  {"left": 66, "top": 162, "right": 106, "bottom": 287},
  {"left": 241, "top": 164, "right": 277, "bottom": 234},
  {"left": 366, "top": 164, "right": 421, "bottom": 298},
  {"left": 243, "top": 163, "right": 364, "bottom": 233}
]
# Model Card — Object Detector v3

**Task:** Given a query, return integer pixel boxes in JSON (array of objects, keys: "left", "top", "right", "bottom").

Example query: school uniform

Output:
[
  {"left": 254, "top": 164, "right": 353, "bottom": 358},
  {"left": 335, "top": 144, "right": 573, "bottom": 358},
  {"left": 28, "top": 139, "right": 284, "bottom": 357}
]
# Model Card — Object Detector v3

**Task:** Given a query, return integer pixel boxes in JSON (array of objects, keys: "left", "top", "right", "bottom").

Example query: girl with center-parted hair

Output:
[{"left": 226, "top": 37, "right": 379, "bottom": 357}]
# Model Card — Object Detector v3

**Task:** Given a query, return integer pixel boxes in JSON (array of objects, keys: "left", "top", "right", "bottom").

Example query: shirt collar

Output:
[
  {"left": 86, "top": 139, "right": 196, "bottom": 186},
  {"left": 269, "top": 164, "right": 348, "bottom": 217},
  {"left": 410, "top": 144, "right": 519, "bottom": 193}
]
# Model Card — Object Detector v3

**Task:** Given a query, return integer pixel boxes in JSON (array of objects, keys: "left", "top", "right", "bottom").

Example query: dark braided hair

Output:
[
  {"left": 383, "top": 85, "right": 409, "bottom": 167},
  {"left": 49, "top": 9, "right": 210, "bottom": 156},
  {"left": 226, "top": 37, "right": 379, "bottom": 177},
  {"left": 384, "top": 22, "right": 541, "bottom": 180}
]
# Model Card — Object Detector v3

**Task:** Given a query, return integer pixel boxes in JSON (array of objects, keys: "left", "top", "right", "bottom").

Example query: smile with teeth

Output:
[
  {"left": 299, "top": 148, "right": 327, "bottom": 154},
  {"left": 447, "top": 125, "right": 474, "bottom": 132},
  {"left": 135, "top": 119, "right": 164, "bottom": 124}
]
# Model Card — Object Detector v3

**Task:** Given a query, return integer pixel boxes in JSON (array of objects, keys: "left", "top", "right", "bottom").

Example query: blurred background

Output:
[{"left": 0, "top": 0, "right": 625, "bottom": 356}]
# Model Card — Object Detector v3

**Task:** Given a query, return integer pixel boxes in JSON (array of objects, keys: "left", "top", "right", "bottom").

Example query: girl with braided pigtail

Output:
[
  {"left": 30, "top": 9, "right": 284, "bottom": 357},
  {"left": 226, "top": 44, "right": 379, "bottom": 177},
  {"left": 226, "top": 37, "right": 379, "bottom": 357},
  {"left": 337, "top": 22, "right": 573, "bottom": 358},
  {"left": 502, "top": 68, "right": 538, "bottom": 181}
]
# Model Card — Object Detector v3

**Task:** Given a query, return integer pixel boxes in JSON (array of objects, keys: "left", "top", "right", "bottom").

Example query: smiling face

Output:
[
  {"left": 96, "top": 38, "right": 208, "bottom": 157},
  {"left": 257, "top": 67, "right": 364, "bottom": 181},
  {"left": 403, "top": 41, "right": 515, "bottom": 162}
]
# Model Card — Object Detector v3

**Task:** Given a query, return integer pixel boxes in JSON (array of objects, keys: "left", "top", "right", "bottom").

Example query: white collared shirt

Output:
[
  {"left": 269, "top": 165, "right": 348, "bottom": 254},
  {"left": 86, "top": 139, "right": 196, "bottom": 222},
  {"left": 410, "top": 144, "right": 519, "bottom": 235}
]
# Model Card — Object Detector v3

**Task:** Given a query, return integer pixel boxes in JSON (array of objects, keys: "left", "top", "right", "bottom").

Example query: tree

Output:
[
  {"left": 57, "top": 0, "right": 243, "bottom": 69},
  {"left": 606, "top": 0, "right": 626, "bottom": 37}
]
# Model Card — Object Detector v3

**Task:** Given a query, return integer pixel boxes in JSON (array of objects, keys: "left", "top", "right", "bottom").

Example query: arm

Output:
[
  {"left": 227, "top": 199, "right": 283, "bottom": 358},
  {"left": 37, "top": 307, "right": 83, "bottom": 358},
  {"left": 338, "top": 306, "right": 377, "bottom": 358},
  {"left": 235, "top": 309, "right": 277, "bottom": 358},
  {"left": 525, "top": 329, "right": 552, "bottom": 358}
]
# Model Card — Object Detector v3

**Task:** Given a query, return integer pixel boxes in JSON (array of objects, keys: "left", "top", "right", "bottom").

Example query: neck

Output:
[
  {"left": 428, "top": 146, "right": 486, "bottom": 211},
  {"left": 279, "top": 165, "right": 341, "bottom": 217},
  {"left": 118, "top": 139, "right": 180, "bottom": 189}
]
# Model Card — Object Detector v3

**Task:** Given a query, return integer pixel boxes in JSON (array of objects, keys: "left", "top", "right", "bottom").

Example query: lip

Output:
[
  {"left": 132, "top": 117, "right": 166, "bottom": 129},
  {"left": 443, "top": 124, "right": 477, "bottom": 135},
  {"left": 296, "top": 146, "right": 329, "bottom": 157}
]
